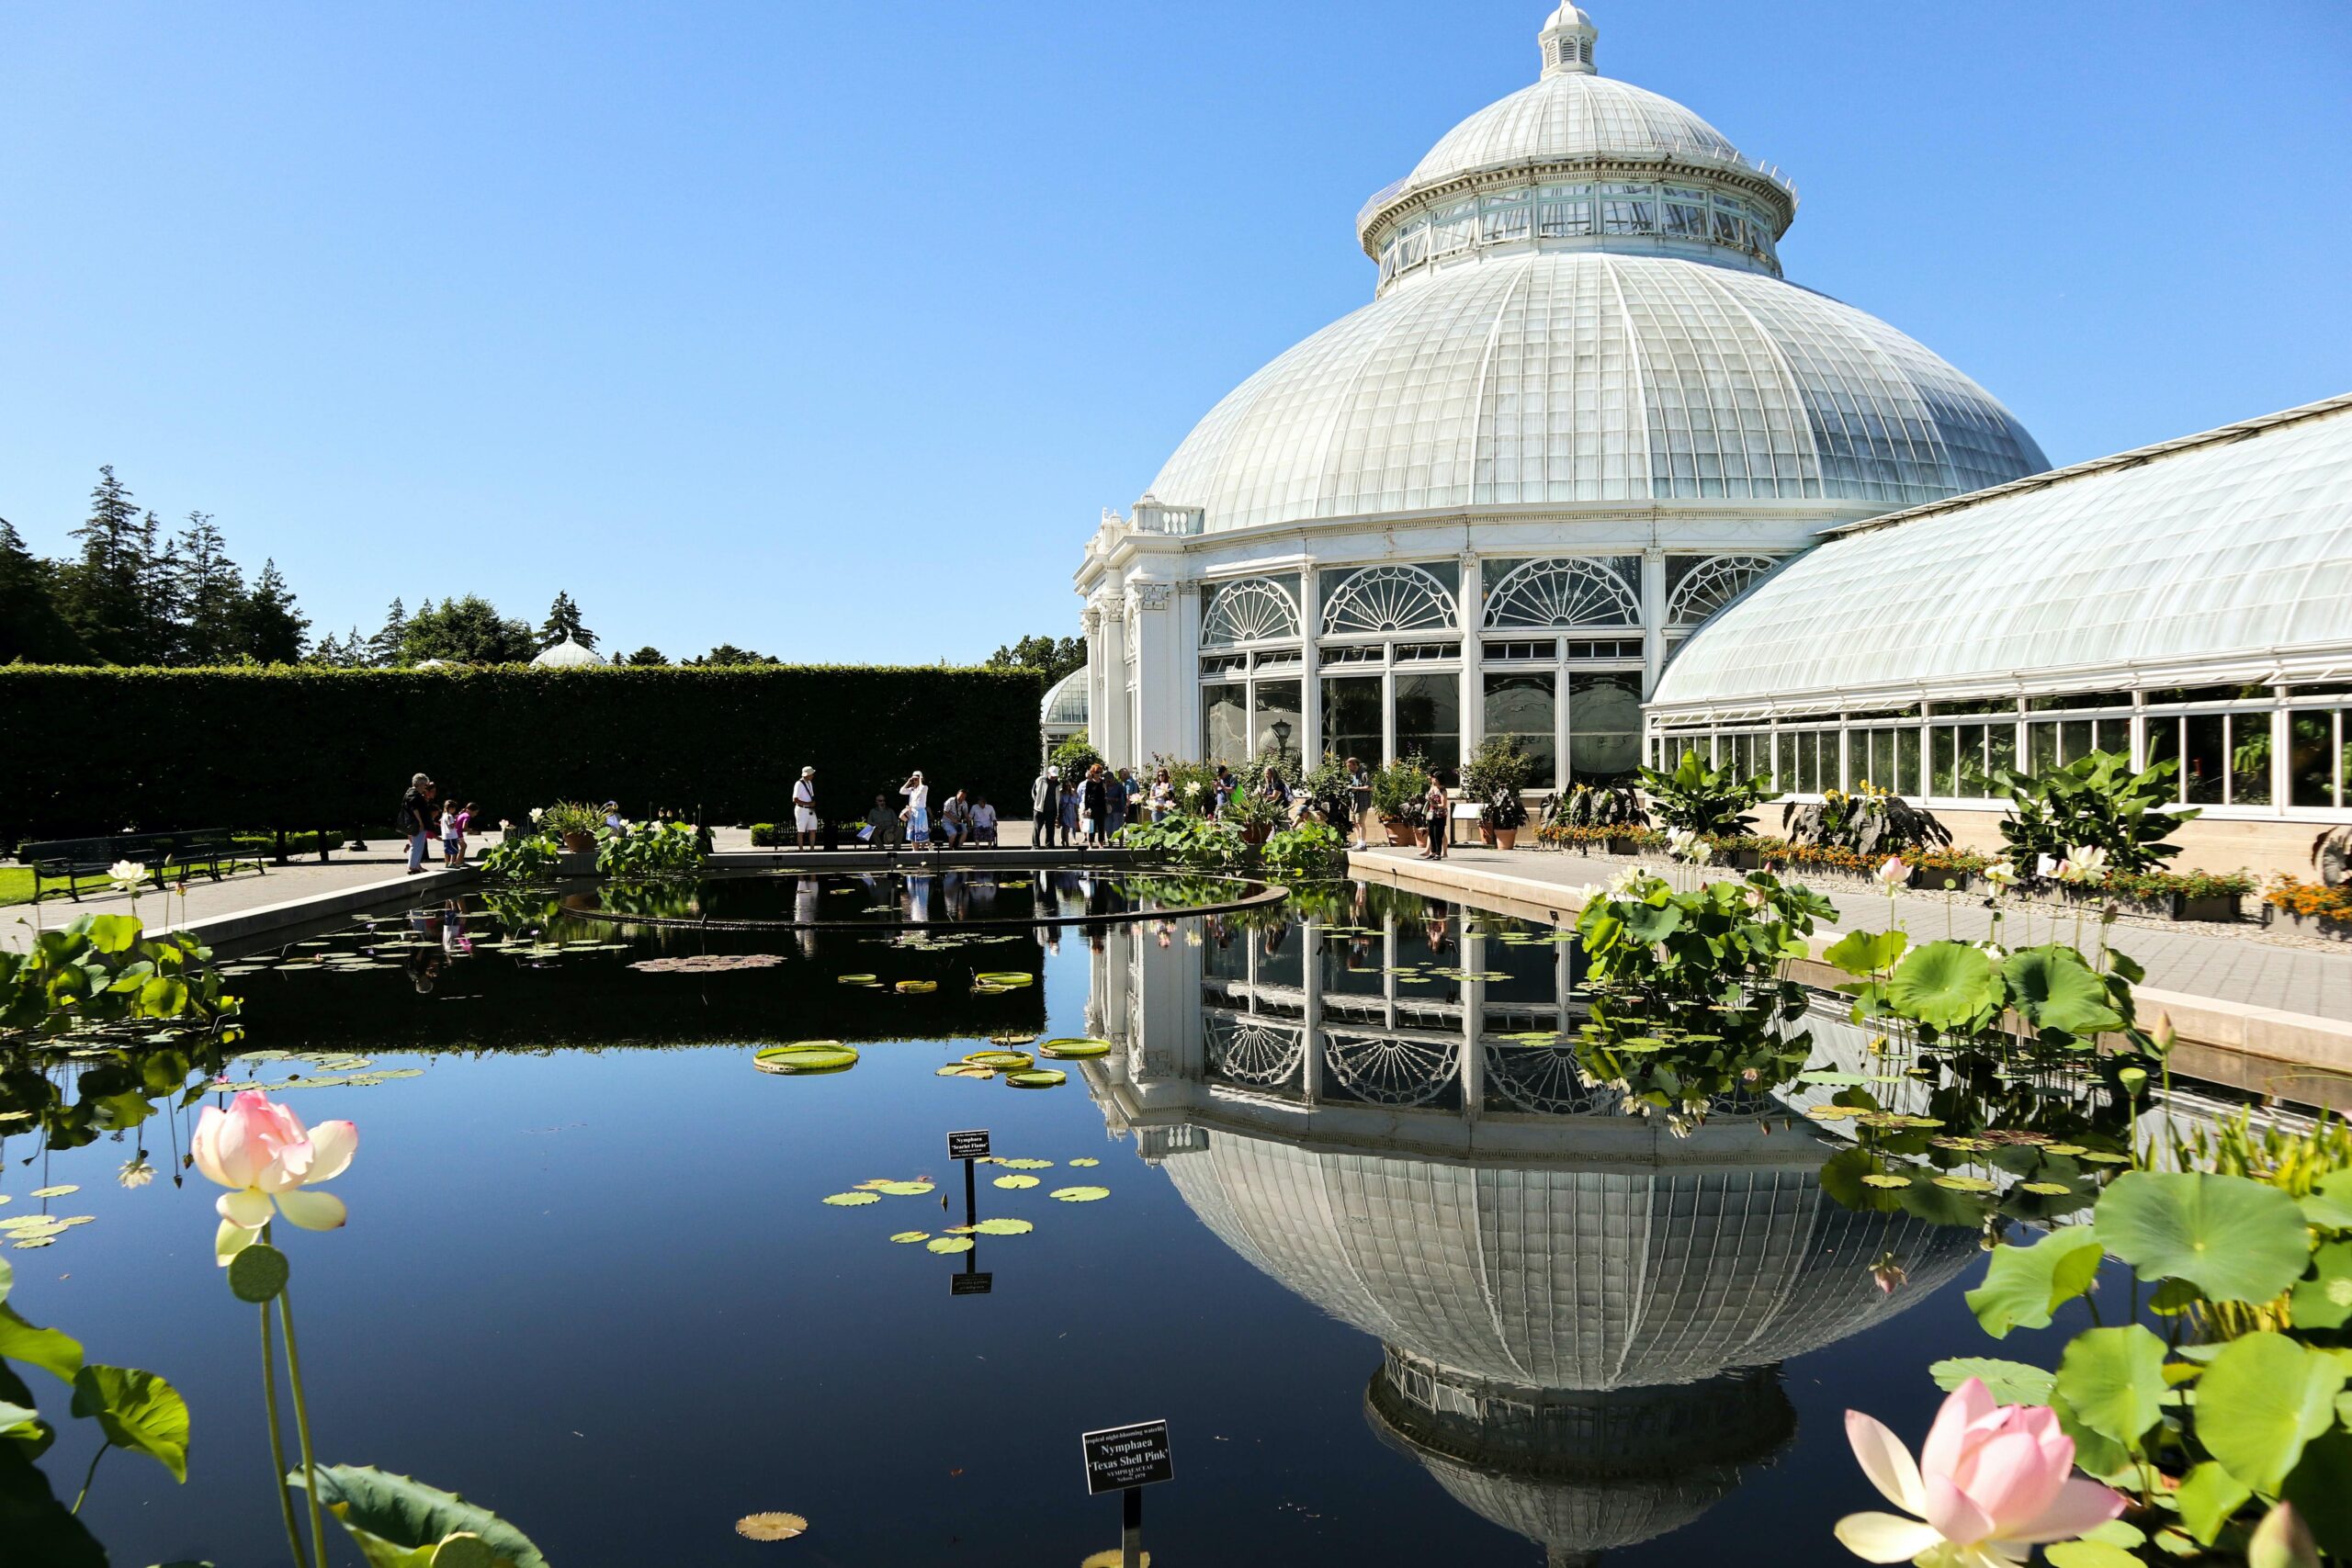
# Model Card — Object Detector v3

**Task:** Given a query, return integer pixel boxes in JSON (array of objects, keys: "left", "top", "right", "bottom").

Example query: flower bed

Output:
[{"left": 2266, "top": 875, "right": 2352, "bottom": 939}]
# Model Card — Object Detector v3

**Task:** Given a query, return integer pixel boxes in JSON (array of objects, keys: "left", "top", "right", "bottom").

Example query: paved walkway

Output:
[{"left": 1353, "top": 842, "right": 2352, "bottom": 1022}]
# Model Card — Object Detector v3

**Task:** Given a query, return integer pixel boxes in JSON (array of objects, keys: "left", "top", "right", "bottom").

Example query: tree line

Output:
[{"left": 0, "top": 468, "right": 800, "bottom": 669}]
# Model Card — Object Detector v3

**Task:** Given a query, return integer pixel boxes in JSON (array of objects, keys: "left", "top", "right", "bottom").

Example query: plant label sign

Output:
[
  {"left": 947, "top": 1129, "right": 991, "bottom": 1161},
  {"left": 950, "top": 1270, "right": 993, "bottom": 1296},
  {"left": 1081, "top": 1420, "right": 1173, "bottom": 1495}
]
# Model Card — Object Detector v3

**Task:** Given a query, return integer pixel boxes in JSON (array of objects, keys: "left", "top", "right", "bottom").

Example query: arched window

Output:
[
  {"left": 1321, "top": 565, "right": 1458, "bottom": 637},
  {"left": 1667, "top": 555, "right": 1781, "bottom": 626},
  {"left": 1483, "top": 558, "right": 1640, "bottom": 629},
  {"left": 1201, "top": 577, "right": 1302, "bottom": 647}
]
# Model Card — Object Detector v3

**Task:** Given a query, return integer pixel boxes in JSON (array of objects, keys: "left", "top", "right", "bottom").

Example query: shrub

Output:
[
  {"left": 596, "top": 818, "right": 707, "bottom": 877},
  {"left": 1991, "top": 750, "right": 2193, "bottom": 876},
  {"left": 1049, "top": 728, "right": 1103, "bottom": 780},
  {"left": 1369, "top": 756, "right": 1433, "bottom": 828},
  {"left": 1576, "top": 868, "right": 1835, "bottom": 1015},
  {"left": 1114, "top": 815, "right": 1243, "bottom": 868},
  {"left": 0, "top": 664, "right": 1041, "bottom": 843},
  {"left": 748, "top": 823, "right": 784, "bottom": 847},
  {"left": 1263, "top": 821, "right": 1347, "bottom": 875},
  {"left": 1637, "top": 750, "right": 1770, "bottom": 837},
  {"left": 1545, "top": 782, "right": 1645, "bottom": 831},
  {"left": 1296, "top": 754, "right": 1358, "bottom": 829},
  {"left": 1145, "top": 756, "right": 1223, "bottom": 818},
  {"left": 1461, "top": 736, "right": 1533, "bottom": 829},
  {"left": 1780, "top": 784, "right": 1952, "bottom": 857},
  {"left": 537, "top": 801, "right": 606, "bottom": 840},
  {"left": 478, "top": 834, "right": 559, "bottom": 883}
]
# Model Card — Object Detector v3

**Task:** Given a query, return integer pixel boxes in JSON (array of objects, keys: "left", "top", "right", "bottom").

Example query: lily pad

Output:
[
  {"left": 993, "top": 1175, "right": 1040, "bottom": 1190},
  {"left": 1038, "top": 1038, "right": 1112, "bottom": 1060},
  {"left": 974, "top": 972, "right": 1035, "bottom": 987},
  {"left": 755, "top": 1043, "right": 859, "bottom": 1076},
  {"left": 925, "top": 1236, "right": 975, "bottom": 1254},
  {"left": 1005, "top": 1070, "right": 1067, "bottom": 1089},
  {"left": 964, "top": 1050, "right": 1034, "bottom": 1071},
  {"left": 936, "top": 1064, "right": 994, "bottom": 1078},
  {"left": 974, "top": 1218, "right": 1034, "bottom": 1236},
  {"left": 2095, "top": 1171, "right": 2312, "bottom": 1304},
  {"left": 889, "top": 1232, "right": 930, "bottom": 1244},
  {"left": 998, "top": 1158, "right": 1054, "bottom": 1170},
  {"left": 1052, "top": 1186, "right": 1110, "bottom": 1203},
  {"left": 873, "top": 1181, "right": 935, "bottom": 1197},
  {"left": 895, "top": 980, "right": 938, "bottom": 995},
  {"left": 2020, "top": 1181, "right": 2078, "bottom": 1197},
  {"left": 28, "top": 1187, "right": 77, "bottom": 1200},
  {"left": 820, "top": 1192, "right": 880, "bottom": 1207},
  {"left": 1069, "top": 1157, "right": 1101, "bottom": 1168},
  {"left": 1933, "top": 1175, "right": 1996, "bottom": 1193},
  {"left": 1860, "top": 1174, "right": 1913, "bottom": 1190}
]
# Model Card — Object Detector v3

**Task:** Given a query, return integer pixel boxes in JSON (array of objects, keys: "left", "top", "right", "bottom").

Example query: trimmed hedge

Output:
[{"left": 0, "top": 664, "right": 1043, "bottom": 844}]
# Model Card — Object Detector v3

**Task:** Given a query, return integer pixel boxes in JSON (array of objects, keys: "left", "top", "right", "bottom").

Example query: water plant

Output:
[
  {"left": 1991, "top": 750, "right": 2194, "bottom": 878},
  {"left": 1637, "top": 749, "right": 1772, "bottom": 838}
]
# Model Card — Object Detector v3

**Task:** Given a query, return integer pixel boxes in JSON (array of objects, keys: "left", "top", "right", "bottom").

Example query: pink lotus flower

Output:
[
  {"left": 1837, "top": 1378, "right": 2125, "bottom": 1566},
  {"left": 191, "top": 1090, "right": 357, "bottom": 1266},
  {"left": 1874, "top": 856, "right": 1909, "bottom": 889}
]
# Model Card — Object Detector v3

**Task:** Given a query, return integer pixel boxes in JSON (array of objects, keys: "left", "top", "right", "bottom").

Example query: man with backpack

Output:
[
  {"left": 401, "top": 773, "right": 439, "bottom": 874},
  {"left": 1031, "top": 764, "right": 1063, "bottom": 848}
]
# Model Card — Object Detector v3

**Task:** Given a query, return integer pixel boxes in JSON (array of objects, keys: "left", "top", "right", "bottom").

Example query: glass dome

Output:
[{"left": 1042, "top": 668, "right": 1090, "bottom": 728}]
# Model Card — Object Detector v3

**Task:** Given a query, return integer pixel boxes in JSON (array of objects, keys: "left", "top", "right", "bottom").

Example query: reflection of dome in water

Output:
[
  {"left": 1161, "top": 1133, "right": 1978, "bottom": 1389},
  {"left": 1367, "top": 1362, "right": 1794, "bottom": 1566}
]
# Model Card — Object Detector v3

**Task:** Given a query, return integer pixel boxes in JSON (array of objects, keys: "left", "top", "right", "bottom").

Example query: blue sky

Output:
[{"left": 2, "top": 1, "right": 2346, "bottom": 663}]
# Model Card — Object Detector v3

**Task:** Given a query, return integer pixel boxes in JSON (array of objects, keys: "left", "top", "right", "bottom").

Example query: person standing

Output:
[
  {"left": 1059, "top": 769, "right": 1081, "bottom": 844},
  {"left": 899, "top": 771, "right": 930, "bottom": 847},
  {"left": 1420, "top": 770, "right": 1452, "bottom": 861},
  {"left": 440, "top": 800, "right": 464, "bottom": 865},
  {"left": 1148, "top": 767, "right": 1174, "bottom": 822},
  {"left": 1104, "top": 768, "right": 1131, "bottom": 840},
  {"left": 793, "top": 766, "right": 820, "bottom": 850},
  {"left": 1346, "top": 757, "right": 1374, "bottom": 851},
  {"left": 1031, "top": 763, "right": 1062, "bottom": 848},
  {"left": 401, "top": 773, "right": 438, "bottom": 875},
  {"left": 1080, "top": 762, "right": 1111, "bottom": 848}
]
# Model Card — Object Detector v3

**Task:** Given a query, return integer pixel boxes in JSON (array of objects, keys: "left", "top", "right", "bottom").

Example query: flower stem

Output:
[
  {"left": 277, "top": 1282, "right": 331, "bottom": 1568},
  {"left": 260, "top": 1293, "right": 303, "bottom": 1566},
  {"left": 72, "top": 1440, "right": 106, "bottom": 1513}
]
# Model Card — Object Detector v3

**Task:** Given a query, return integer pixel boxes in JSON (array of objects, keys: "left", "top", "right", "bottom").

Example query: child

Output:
[
  {"left": 440, "top": 802, "right": 464, "bottom": 865},
  {"left": 452, "top": 801, "right": 476, "bottom": 866}
]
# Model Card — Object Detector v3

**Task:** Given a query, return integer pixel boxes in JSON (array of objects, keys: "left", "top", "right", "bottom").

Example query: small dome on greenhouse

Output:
[
  {"left": 1042, "top": 668, "right": 1090, "bottom": 728},
  {"left": 531, "top": 637, "right": 602, "bottom": 669},
  {"left": 1651, "top": 392, "right": 2352, "bottom": 716}
]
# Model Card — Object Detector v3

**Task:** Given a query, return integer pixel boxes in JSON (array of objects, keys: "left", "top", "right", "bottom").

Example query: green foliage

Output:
[
  {"left": 1114, "top": 816, "right": 1244, "bottom": 869},
  {"left": 1369, "top": 756, "right": 1433, "bottom": 827},
  {"left": 2194, "top": 1334, "right": 2346, "bottom": 1495},
  {"left": 1928, "top": 1357, "right": 2054, "bottom": 1406},
  {"left": 1262, "top": 822, "right": 1346, "bottom": 875},
  {"left": 0, "top": 664, "right": 1041, "bottom": 840},
  {"left": 2094, "top": 1171, "right": 2312, "bottom": 1304},
  {"left": 298, "top": 1465, "right": 548, "bottom": 1568},
  {"left": 985, "top": 633, "right": 1086, "bottom": 687},
  {"left": 1048, "top": 729, "right": 1104, "bottom": 779},
  {"left": 400, "top": 595, "right": 536, "bottom": 665},
  {"left": 1575, "top": 870, "right": 1832, "bottom": 1013},
  {"left": 1781, "top": 787, "right": 1953, "bottom": 856},
  {"left": 70, "top": 1364, "right": 191, "bottom": 1482},
  {"left": 2051, "top": 1325, "right": 2166, "bottom": 1454},
  {"left": 0, "top": 914, "right": 240, "bottom": 1040},
  {"left": 1545, "top": 782, "right": 1646, "bottom": 831},
  {"left": 1964, "top": 1225, "right": 2104, "bottom": 1338},
  {"left": 1637, "top": 749, "right": 1771, "bottom": 837},
  {"left": 476, "top": 834, "right": 559, "bottom": 883},
  {"left": 1994, "top": 750, "right": 2196, "bottom": 875},
  {"left": 536, "top": 591, "right": 595, "bottom": 652},
  {"left": 594, "top": 819, "right": 706, "bottom": 877},
  {"left": 1462, "top": 735, "right": 1532, "bottom": 829}
]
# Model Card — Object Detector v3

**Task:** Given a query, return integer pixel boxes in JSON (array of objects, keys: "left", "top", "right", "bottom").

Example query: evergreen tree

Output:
[
  {"left": 622, "top": 645, "right": 667, "bottom": 666},
  {"left": 57, "top": 467, "right": 162, "bottom": 662},
  {"left": 309, "top": 626, "right": 368, "bottom": 667},
  {"left": 169, "top": 511, "right": 244, "bottom": 665},
  {"left": 690, "top": 644, "right": 778, "bottom": 667},
  {"left": 232, "top": 559, "right": 311, "bottom": 663},
  {"left": 367, "top": 598, "right": 409, "bottom": 666},
  {"left": 403, "top": 594, "right": 536, "bottom": 664},
  {"left": 538, "top": 591, "right": 596, "bottom": 650},
  {"left": 985, "top": 633, "right": 1086, "bottom": 686},
  {"left": 0, "top": 517, "right": 90, "bottom": 664}
]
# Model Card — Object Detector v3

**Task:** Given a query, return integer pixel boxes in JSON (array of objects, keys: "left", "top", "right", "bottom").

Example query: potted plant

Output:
[
  {"left": 1370, "top": 757, "right": 1433, "bottom": 847},
  {"left": 1463, "top": 736, "right": 1534, "bottom": 849},
  {"left": 539, "top": 800, "right": 605, "bottom": 854},
  {"left": 1226, "top": 788, "right": 1289, "bottom": 847}
]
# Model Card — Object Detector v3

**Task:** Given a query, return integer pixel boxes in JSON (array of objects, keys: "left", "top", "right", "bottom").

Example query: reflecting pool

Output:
[{"left": 4, "top": 873, "right": 2134, "bottom": 1565}]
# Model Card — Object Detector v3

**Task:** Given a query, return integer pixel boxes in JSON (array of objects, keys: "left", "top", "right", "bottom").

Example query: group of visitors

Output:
[
  {"left": 398, "top": 773, "right": 481, "bottom": 874},
  {"left": 780, "top": 766, "right": 1001, "bottom": 851},
  {"left": 1029, "top": 761, "right": 1150, "bottom": 848}
]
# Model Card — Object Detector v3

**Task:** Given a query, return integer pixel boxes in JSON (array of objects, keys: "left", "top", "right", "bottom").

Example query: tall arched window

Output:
[
  {"left": 1667, "top": 555, "right": 1781, "bottom": 626},
  {"left": 1201, "top": 578, "right": 1302, "bottom": 647},
  {"left": 1483, "top": 558, "right": 1641, "bottom": 628},
  {"left": 1321, "top": 565, "right": 1458, "bottom": 636}
]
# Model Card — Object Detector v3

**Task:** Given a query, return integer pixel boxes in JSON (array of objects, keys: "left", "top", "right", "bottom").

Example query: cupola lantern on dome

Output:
[{"left": 1538, "top": 3, "right": 1597, "bottom": 76}]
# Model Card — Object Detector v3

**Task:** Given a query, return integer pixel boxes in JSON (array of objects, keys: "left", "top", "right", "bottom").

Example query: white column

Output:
[
  {"left": 1640, "top": 547, "right": 1668, "bottom": 699},
  {"left": 1081, "top": 602, "right": 1106, "bottom": 756},
  {"left": 1459, "top": 924, "right": 1486, "bottom": 1122},
  {"left": 1458, "top": 551, "right": 1485, "bottom": 776},
  {"left": 1098, "top": 594, "right": 1131, "bottom": 768},
  {"left": 1300, "top": 920, "right": 1322, "bottom": 1106},
  {"left": 1299, "top": 566, "right": 1323, "bottom": 763},
  {"left": 1128, "top": 581, "right": 1181, "bottom": 767}
]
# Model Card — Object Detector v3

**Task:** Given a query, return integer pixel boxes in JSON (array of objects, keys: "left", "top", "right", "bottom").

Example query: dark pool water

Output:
[{"left": 2, "top": 876, "right": 2115, "bottom": 1567}]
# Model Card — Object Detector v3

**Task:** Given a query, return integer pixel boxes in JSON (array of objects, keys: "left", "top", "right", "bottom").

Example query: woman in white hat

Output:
[
  {"left": 899, "top": 770, "right": 930, "bottom": 847},
  {"left": 793, "top": 766, "right": 820, "bottom": 849}
]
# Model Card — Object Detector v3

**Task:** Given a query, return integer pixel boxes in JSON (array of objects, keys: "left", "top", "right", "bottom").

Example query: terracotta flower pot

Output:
[
  {"left": 1385, "top": 820, "right": 1421, "bottom": 848},
  {"left": 561, "top": 831, "right": 594, "bottom": 853},
  {"left": 1495, "top": 829, "right": 1518, "bottom": 851}
]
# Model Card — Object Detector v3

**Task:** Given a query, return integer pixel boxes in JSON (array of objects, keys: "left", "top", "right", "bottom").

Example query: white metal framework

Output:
[
  {"left": 1323, "top": 565, "right": 1461, "bottom": 637},
  {"left": 1202, "top": 577, "right": 1303, "bottom": 646},
  {"left": 1485, "top": 558, "right": 1642, "bottom": 628},
  {"left": 1666, "top": 555, "right": 1781, "bottom": 626}
]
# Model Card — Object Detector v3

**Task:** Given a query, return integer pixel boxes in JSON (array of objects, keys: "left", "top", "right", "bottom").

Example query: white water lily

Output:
[
  {"left": 118, "top": 1155, "right": 154, "bottom": 1189},
  {"left": 1977, "top": 942, "right": 2007, "bottom": 961},
  {"left": 529, "top": 806, "right": 545, "bottom": 822},
  {"left": 2064, "top": 845, "right": 2109, "bottom": 881},
  {"left": 1984, "top": 859, "right": 2019, "bottom": 889},
  {"left": 1873, "top": 856, "right": 1909, "bottom": 889},
  {"left": 109, "top": 859, "right": 148, "bottom": 889}
]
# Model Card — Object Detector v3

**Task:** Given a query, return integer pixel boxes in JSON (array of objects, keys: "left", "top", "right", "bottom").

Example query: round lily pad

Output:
[
  {"left": 992, "top": 1174, "right": 1040, "bottom": 1190},
  {"left": 1069, "top": 1157, "right": 1101, "bottom": 1168},
  {"left": 1052, "top": 1186, "right": 1111, "bottom": 1202},
  {"left": 28, "top": 1186, "right": 76, "bottom": 1199},
  {"left": 12, "top": 1237, "right": 54, "bottom": 1249},
  {"left": 889, "top": 1232, "right": 930, "bottom": 1244},
  {"left": 936, "top": 1064, "right": 993, "bottom": 1078},
  {"left": 974, "top": 972, "right": 1035, "bottom": 987},
  {"left": 874, "top": 1180, "right": 934, "bottom": 1196},
  {"left": 997, "top": 1158, "right": 1054, "bottom": 1170},
  {"left": 1005, "top": 1070, "right": 1068, "bottom": 1089},
  {"left": 2019, "top": 1181, "right": 2075, "bottom": 1196},
  {"left": 1933, "top": 1174, "right": 1996, "bottom": 1192},
  {"left": 836, "top": 974, "right": 877, "bottom": 984},
  {"left": 964, "top": 1050, "right": 1034, "bottom": 1071},
  {"left": 895, "top": 980, "right": 937, "bottom": 995},
  {"left": 1038, "top": 1037, "right": 1112, "bottom": 1059},
  {"left": 925, "top": 1235, "right": 975, "bottom": 1254},
  {"left": 820, "top": 1191, "right": 880, "bottom": 1207},
  {"left": 755, "top": 1043, "right": 859, "bottom": 1075},
  {"left": 1860, "top": 1173, "right": 1912, "bottom": 1189},
  {"left": 974, "top": 1217, "right": 1034, "bottom": 1235}
]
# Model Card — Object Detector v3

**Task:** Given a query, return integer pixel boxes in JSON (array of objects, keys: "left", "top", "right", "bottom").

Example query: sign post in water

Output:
[
  {"left": 1081, "top": 1419, "right": 1172, "bottom": 1568},
  {"left": 946, "top": 1130, "right": 992, "bottom": 1296}
]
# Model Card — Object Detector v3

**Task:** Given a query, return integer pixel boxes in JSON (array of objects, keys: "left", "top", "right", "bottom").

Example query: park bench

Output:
[{"left": 20, "top": 829, "right": 255, "bottom": 903}]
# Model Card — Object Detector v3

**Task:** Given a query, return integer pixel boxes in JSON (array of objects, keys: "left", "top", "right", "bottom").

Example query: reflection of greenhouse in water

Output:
[{"left": 1080, "top": 908, "right": 1978, "bottom": 1563}]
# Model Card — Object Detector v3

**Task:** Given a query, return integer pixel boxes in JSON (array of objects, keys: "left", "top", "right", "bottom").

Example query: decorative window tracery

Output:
[
  {"left": 1201, "top": 578, "right": 1302, "bottom": 647},
  {"left": 1326, "top": 1032, "right": 1459, "bottom": 1106},
  {"left": 1667, "top": 555, "right": 1781, "bottom": 626},
  {"left": 1483, "top": 558, "right": 1641, "bottom": 630},
  {"left": 1206, "top": 1016, "right": 1304, "bottom": 1088},
  {"left": 1321, "top": 565, "right": 1459, "bottom": 637}
]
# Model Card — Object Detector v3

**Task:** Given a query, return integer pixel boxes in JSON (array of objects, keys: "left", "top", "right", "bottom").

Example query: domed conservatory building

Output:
[{"left": 1073, "top": 3, "right": 2046, "bottom": 790}]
